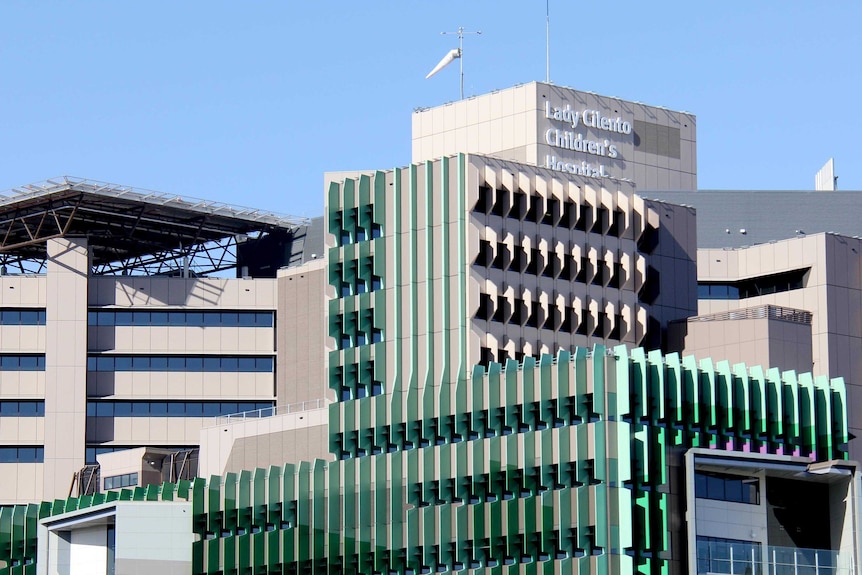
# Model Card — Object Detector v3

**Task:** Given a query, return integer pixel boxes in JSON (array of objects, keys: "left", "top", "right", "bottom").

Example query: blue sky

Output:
[{"left": 1, "top": 2, "right": 859, "bottom": 218}]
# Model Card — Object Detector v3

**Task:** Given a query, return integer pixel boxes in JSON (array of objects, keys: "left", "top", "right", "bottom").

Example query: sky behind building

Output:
[{"left": 1, "top": 2, "right": 859, "bottom": 217}]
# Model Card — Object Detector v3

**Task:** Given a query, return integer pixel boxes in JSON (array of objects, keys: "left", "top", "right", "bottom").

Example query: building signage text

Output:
[{"left": 542, "top": 100, "right": 632, "bottom": 178}]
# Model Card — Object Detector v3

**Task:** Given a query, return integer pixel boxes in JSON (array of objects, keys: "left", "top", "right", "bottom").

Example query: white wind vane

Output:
[{"left": 425, "top": 27, "right": 481, "bottom": 99}]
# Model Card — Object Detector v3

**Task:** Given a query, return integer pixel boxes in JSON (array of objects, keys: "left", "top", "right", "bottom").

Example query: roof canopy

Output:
[{"left": 0, "top": 177, "right": 308, "bottom": 275}]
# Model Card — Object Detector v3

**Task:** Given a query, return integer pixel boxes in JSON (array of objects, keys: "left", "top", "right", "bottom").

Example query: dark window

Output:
[{"left": 695, "top": 471, "right": 759, "bottom": 505}]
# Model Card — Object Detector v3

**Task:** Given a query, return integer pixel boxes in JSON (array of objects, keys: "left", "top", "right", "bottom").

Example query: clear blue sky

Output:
[{"left": 2, "top": 2, "right": 860, "bottom": 218}]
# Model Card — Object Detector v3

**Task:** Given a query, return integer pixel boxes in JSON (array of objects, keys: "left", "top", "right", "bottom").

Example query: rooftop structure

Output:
[{"left": 0, "top": 176, "right": 311, "bottom": 276}]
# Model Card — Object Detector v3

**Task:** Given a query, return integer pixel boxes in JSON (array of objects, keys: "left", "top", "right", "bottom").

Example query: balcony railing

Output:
[{"left": 698, "top": 540, "right": 854, "bottom": 575}]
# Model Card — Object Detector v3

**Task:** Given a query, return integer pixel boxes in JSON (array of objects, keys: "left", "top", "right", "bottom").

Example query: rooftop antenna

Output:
[
  {"left": 546, "top": 0, "right": 550, "bottom": 83},
  {"left": 426, "top": 26, "right": 482, "bottom": 99}
]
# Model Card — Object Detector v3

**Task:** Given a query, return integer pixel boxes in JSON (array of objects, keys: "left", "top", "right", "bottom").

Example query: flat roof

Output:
[
  {"left": 642, "top": 189, "right": 862, "bottom": 248},
  {"left": 0, "top": 176, "right": 309, "bottom": 269}
]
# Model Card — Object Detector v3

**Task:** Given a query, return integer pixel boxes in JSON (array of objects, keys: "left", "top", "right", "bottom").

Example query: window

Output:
[
  {"left": 0, "top": 355, "right": 45, "bottom": 371},
  {"left": 0, "top": 446, "right": 44, "bottom": 463},
  {"left": 87, "top": 310, "right": 275, "bottom": 327},
  {"left": 0, "top": 401, "right": 44, "bottom": 416},
  {"left": 694, "top": 471, "right": 759, "bottom": 504},
  {"left": 87, "top": 355, "right": 274, "bottom": 372},
  {"left": 0, "top": 309, "right": 46, "bottom": 325},
  {"left": 698, "top": 268, "right": 808, "bottom": 300},
  {"left": 87, "top": 401, "right": 275, "bottom": 418},
  {"left": 104, "top": 472, "right": 138, "bottom": 490}
]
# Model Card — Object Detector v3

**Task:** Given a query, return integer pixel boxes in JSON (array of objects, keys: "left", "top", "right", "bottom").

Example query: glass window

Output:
[
  {"left": 132, "top": 356, "right": 150, "bottom": 371},
  {"left": 114, "top": 357, "right": 133, "bottom": 371},
  {"left": 87, "top": 403, "right": 97, "bottom": 417},
  {"left": 167, "top": 402, "right": 186, "bottom": 416},
  {"left": 97, "top": 356, "right": 114, "bottom": 372},
  {"left": 17, "top": 402, "right": 39, "bottom": 416},
  {"left": 114, "top": 311, "right": 133, "bottom": 326},
  {"left": 185, "top": 357, "right": 203, "bottom": 371},
  {"left": 203, "top": 313, "right": 220, "bottom": 327},
  {"left": 221, "top": 312, "right": 238, "bottom": 327},
  {"left": 114, "top": 402, "right": 132, "bottom": 417},
  {"left": 238, "top": 313, "right": 255, "bottom": 327},
  {"left": 150, "top": 311, "right": 169, "bottom": 326},
  {"left": 131, "top": 403, "right": 149, "bottom": 416},
  {"left": 221, "top": 357, "right": 238, "bottom": 371},
  {"left": 185, "top": 312, "right": 204, "bottom": 327},
  {"left": 168, "top": 357, "right": 186, "bottom": 371},
  {"left": 96, "top": 311, "right": 114, "bottom": 326},
  {"left": 202, "top": 403, "right": 220, "bottom": 417},
  {"left": 256, "top": 357, "right": 273, "bottom": 372},
  {"left": 20, "top": 310, "right": 39, "bottom": 324},
  {"left": 255, "top": 312, "right": 273, "bottom": 327},
  {"left": 1, "top": 356, "right": 17, "bottom": 370},
  {"left": 18, "top": 447, "right": 36, "bottom": 462},
  {"left": 185, "top": 403, "right": 203, "bottom": 417},
  {"left": 256, "top": 403, "right": 274, "bottom": 415},
  {"left": 0, "top": 447, "right": 16, "bottom": 462},
  {"left": 221, "top": 403, "right": 238, "bottom": 415},
  {"left": 2, "top": 310, "right": 18, "bottom": 324},
  {"left": 167, "top": 312, "right": 185, "bottom": 326},
  {"left": 149, "top": 402, "right": 168, "bottom": 416},
  {"left": 238, "top": 357, "right": 256, "bottom": 372},
  {"left": 0, "top": 402, "right": 17, "bottom": 415},
  {"left": 203, "top": 357, "right": 221, "bottom": 371},
  {"left": 96, "top": 403, "right": 113, "bottom": 417},
  {"left": 150, "top": 356, "right": 168, "bottom": 370},
  {"left": 133, "top": 311, "right": 150, "bottom": 324},
  {"left": 19, "top": 356, "right": 38, "bottom": 370}
]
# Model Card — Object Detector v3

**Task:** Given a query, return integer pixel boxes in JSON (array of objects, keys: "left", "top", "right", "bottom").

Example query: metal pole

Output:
[
  {"left": 546, "top": 0, "right": 550, "bottom": 83},
  {"left": 442, "top": 26, "right": 481, "bottom": 100},
  {"left": 459, "top": 29, "right": 464, "bottom": 99}
]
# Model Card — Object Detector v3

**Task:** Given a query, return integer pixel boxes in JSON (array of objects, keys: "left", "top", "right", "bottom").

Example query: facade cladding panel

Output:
[{"left": 0, "top": 345, "right": 848, "bottom": 574}]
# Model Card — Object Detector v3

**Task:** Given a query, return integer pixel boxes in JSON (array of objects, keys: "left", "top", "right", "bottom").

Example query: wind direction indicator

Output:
[{"left": 425, "top": 27, "right": 482, "bottom": 100}]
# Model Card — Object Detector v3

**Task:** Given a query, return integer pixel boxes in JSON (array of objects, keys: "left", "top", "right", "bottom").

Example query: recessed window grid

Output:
[
  {"left": 87, "top": 310, "right": 273, "bottom": 327},
  {"left": 474, "top": 240, "right": 624, "bottom": 288},
  {"left": 333, "top": 205, "right": 381, "bottom": 247},
  {"left": 86, "top": 355, "right": 273, "bottom": 372},
  {"left": 330, "top": 257, "right": 382, "bottom": 297},
  {"left": 0, "top": 401, "right": 44, "bottom": 416},
  {"left": 333, "top": 309, "right": 382, "bottom": 350},
  {"left": 331, "top": 360, "right": 384, "bottom": 401},
  {"left": 473, "top": 183, "right": 626, "bottom": 237},
  {"left": 86, "top": 401, "right": 274, "bottom": 418},
  {"left": 104, "top": 472, "right": 138, "bottom": 490},
  {"left": 476, "top": 301, "right": 620, "bottom": 339},
  {"left": 0, "top": 355, "right": 45, "bottom": 371},
  {"left": 0, "top": 309, "right": 46, "bottom": 325},
  {"left": 0, "top": 446, "right": 43, "bottom": 463}
]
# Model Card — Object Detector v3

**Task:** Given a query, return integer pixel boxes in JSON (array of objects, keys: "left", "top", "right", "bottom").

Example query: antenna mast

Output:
[
  {"left": 546, "top": 0, "right": 551, "bottom": 83},
  {"left": 441, "top": 27, "right": 482, "bottom": 99}
]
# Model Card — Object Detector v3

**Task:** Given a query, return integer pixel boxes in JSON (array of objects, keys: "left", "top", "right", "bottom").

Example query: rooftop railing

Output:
[
  {"left": 686, "top": 305, "right": 812, "bottom": 325},
  {"left": 205, "top": 398, "right": 331, "bottom": 428}
]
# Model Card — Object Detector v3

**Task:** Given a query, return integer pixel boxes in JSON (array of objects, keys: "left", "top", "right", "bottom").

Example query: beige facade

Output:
[
  {"left": 412, "top": 81, "right": 697, "bottom": 190},
  {"left": 0, "top": 235, "right": 327, "bottom": 504},
  {"left": 692, "top": 233, "right": 862, "bottom": 456},
  {"left": 669, "top": 305, "right": 814, "bottom": 375}
]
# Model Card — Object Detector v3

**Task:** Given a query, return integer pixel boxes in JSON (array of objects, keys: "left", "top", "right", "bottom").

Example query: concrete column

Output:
[{"left": 43, "top": 238, "right": 89, "bottom": 500}]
